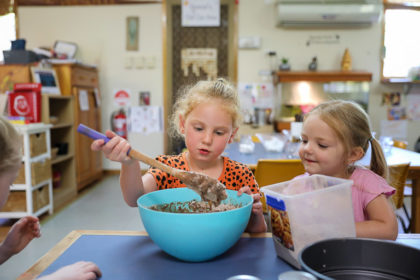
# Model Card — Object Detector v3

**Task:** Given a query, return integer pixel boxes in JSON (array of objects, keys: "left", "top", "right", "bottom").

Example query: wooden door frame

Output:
[{"left": 161, "top": 0, "right": 238, "bottom": 154}]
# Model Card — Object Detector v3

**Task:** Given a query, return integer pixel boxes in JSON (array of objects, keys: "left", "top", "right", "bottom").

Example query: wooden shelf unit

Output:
[
  {"left": 275, "top": 71, "right": 373, "bottom": 83},
  {"left": 41, "top": 94, "right": 77, "bottom": 209},
  {"left": 0, "top": 64, "right": 78, "bottom": 211}
]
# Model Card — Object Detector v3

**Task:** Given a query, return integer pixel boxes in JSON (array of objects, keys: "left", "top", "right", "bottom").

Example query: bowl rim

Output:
[{"left": 137, "top": 188, "right": 253, "bottom": 216}]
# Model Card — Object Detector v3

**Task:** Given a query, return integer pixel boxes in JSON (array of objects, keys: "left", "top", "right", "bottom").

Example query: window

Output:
[
  {"left": 382, "top": 4, "right": 420, "bottom": 80},
  {"left": 0, "top": 13, "right": 16, "bottom": 62}
]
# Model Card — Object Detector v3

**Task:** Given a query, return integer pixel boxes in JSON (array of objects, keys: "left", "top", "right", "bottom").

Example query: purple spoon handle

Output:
[
  {"left": 77, "top": 124, "right": 110, "bottom": 143},
  {"left": 77, "top": 124, "right": 132, "bottom": 155}
]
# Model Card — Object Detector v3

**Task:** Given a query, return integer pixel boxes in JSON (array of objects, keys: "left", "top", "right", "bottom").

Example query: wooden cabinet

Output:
[
  {"left": 53, "top": 64, "right": 103, "bottom": 191},
  {"left": 0, "top": 64, "right": 32, "bottom": 93},
  {"left": 0, "top": 64, "right": 77, "bottom": 211}
]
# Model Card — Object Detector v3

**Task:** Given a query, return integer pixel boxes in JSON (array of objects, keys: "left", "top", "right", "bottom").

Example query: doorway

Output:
[{"left": 163, "top": 0, "right": 238, "bottom": 154}]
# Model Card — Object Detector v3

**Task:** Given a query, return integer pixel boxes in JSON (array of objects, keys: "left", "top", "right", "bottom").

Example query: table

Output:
[
  {"left": 18, "top": 231, "right": 420, "bottom": 280},
  {"left": 19, "top": 230, "right": 293, "bottom": 280},
  {"left": 223, "top": 142, "right": 299, "bottom": 171},
  {"left": 224, "top": 143, "right": 420, "bottom": 233}
]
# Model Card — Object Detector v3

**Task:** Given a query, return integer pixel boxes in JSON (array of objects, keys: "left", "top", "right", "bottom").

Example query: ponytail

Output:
[{"left": 369, "top": 138, "right": 388, "bottom": 179}]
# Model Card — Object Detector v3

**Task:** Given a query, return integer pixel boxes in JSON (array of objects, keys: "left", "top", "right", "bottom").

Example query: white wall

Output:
[{"left": 19, "top": 5, "right": 164, "bottom": 170}]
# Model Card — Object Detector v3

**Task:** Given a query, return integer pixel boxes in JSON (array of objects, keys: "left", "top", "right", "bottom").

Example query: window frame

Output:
[{"left": 381, "top": 2, "right": 420, "bottom": 82}]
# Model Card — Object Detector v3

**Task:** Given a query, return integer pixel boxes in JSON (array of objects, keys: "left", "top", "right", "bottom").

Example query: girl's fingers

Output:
[
  {"left": 91, "top": 139, "right": 105, "bottom": 151},
  {"left": 105, "top": 129, "right": 116, "bottom": 138},
  {"left": 237, "top": 186, "right": 251, "bottom": 196},
  {"left": 110, "top": 139, "right": 130, "bottom": 161}
]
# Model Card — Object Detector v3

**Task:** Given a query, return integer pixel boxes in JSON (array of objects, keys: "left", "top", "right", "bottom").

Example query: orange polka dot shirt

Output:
[{"left": 147, "top": 152, "right": 259, "bottom": 194}]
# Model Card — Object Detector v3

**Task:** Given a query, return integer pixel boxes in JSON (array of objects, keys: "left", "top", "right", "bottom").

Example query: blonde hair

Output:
[
  {"left": 0, "top": 117, "right": 22, "bottom": 175},
  {"left": 170, "top": 78, "right": 241, "bottom": 138},
  {"left": 305, "top": 100, "right": 388, "bottom": 179}
]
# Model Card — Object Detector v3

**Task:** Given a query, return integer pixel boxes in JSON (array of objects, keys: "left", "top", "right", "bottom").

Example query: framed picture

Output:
[
  {"left": 126, "top": 16, "right": 139, "bottom": 51},
  {"left": 54, "top": 41, "right": 78, "bottom": 59},
  {"left": 31, "top": 67, "right": 61, "bottom": 95},
  {"left": 139, "top": 91, "right": 150, "bottom": 106}
]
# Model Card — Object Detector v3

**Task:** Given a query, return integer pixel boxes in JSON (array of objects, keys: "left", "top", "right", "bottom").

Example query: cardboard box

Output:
[{"left": 261, "top": 175, "right": 356, "bottom": 268}]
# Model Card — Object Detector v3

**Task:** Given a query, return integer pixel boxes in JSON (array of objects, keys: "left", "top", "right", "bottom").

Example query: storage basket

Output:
[
  {"left": 28, "top": 132, "right": 47, "bottom": 157},
  {"left": 261, "top": 175, "right": 356, "bottom": 268},
  {"left": 14, "top": 159, "right": 51, "bottom": 185},
  {"left": 0, "top": 183, "right": 50, "bottom": 212}
]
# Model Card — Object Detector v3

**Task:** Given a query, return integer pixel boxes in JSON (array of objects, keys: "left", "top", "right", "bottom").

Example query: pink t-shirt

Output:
[{"left": 350, "top": 166, "right": 395, "bottom": 222}]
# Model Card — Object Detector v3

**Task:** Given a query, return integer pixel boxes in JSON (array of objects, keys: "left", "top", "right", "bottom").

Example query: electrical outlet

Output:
[
  {"left": 124, "top": 56, "right": 133, "bottom": 69},
  {"left": 135, "top": 56, "right": 145, "bottom": 69},
  {"left": 146, "top": 56, "right": 156, "bottom": 69}
]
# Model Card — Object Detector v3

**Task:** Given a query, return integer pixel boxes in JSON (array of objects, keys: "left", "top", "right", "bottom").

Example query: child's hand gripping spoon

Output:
[{"left": 77, "top": 124, "right": 227, "bottom": 205}]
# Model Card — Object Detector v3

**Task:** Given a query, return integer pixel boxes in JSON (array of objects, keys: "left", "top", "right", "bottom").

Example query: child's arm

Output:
[
  {"left": 0, "top": 216, "right": 41, "bottom": 264},
  {"left": 37, "top": 261, "right": 101, "bottom": 280},
  {"left": 120, "top": 165, "right": 157, "bottom": 207},
  {"left": 91, "top": 130, "right": 157, "bottom": 207},
  {"left": 237, "top": 186, "right": 267, "bottom": 233},
  {"left": 356, "top": 194, "right": 398, "bottom": 240}
]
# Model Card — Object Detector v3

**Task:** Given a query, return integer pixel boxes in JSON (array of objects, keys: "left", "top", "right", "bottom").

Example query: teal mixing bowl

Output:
[{"left": 137, "top": 188, "right": 253, "bottom": 262}]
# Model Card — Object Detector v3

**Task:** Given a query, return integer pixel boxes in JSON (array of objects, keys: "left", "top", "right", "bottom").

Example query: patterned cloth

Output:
[{"left": 148, "top": 152, "right": 259, "bottom": 194}]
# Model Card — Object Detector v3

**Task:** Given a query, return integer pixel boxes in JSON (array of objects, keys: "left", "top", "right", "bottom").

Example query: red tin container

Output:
[{"left": 8, "top": 83, "right": 42, "bottom": 123}]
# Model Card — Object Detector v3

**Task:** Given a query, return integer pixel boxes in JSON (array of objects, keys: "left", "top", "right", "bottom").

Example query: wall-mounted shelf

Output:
[
  {"left": 381, "top": 78, "right": 420, "bottom": 95},
  {"left": 275, "top": 71, "right": 372, "bottom": 83}
]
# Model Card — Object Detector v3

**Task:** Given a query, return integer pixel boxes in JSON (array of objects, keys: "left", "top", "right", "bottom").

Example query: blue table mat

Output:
[{"left": 38, "top": 235, "right": 294, "bottom": 280}]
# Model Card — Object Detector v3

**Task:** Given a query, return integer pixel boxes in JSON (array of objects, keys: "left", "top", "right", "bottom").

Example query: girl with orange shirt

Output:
[{"left": 91, "top": 78, "right": 267, "bottom": 233}]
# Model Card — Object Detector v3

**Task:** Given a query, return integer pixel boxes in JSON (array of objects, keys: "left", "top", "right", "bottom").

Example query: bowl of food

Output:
[{"left": 137, "top": 188, "right": 253, "bottom": 262}]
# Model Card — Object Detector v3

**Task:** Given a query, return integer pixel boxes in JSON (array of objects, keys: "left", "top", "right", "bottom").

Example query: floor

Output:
[
  {"left": 0, "top": 174, "right": 412, "bottom": 279},
  {"left": 0, "top": 175, "right": 143, "bottom": 280}
]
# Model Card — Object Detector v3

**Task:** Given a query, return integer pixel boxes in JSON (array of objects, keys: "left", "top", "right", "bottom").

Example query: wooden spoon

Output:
[{"left": 77, "top": 124, "right": 227, "bottom": 205}]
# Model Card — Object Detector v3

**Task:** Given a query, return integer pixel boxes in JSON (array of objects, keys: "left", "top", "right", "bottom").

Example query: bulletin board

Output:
[{"left": 171, "top": 5, "right": 229, "bottom": 96}]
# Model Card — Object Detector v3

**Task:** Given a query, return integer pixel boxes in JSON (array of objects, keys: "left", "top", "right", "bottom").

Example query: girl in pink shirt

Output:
[{"left": 298, "top": 100, "right": 398, "bottom": 240}]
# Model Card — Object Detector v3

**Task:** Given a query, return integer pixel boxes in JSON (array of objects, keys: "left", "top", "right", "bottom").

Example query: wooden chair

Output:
[
  {"left": 393, "top": 139, "right": 408, "bottom": 149},
  {"left": 254, "top": 159, "right": 306, "bottom": 213},
  {"left": 388, "top": 163, "right": 411, "bottom": 233},
  {"left": 391, "top": 139, "right": 412, "bottom": 228}
]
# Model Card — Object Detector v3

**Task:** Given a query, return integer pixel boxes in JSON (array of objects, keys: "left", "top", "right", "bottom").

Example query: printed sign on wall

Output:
[
  {"left": 114, "top": 89, "right": 131, "bottom": 107},
  {"left": 182, "top": 0, "right": 220, "bottom": 27}
]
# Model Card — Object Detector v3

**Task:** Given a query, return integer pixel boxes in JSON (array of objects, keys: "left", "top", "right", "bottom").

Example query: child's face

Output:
[
  {"left": 180, "top": 100, "right": 236, "bottom": 163},
  {"left": 298, "top": 114, "right": 349, "bottom": 178},
  {"left": 0, "top": 166, "right": 19, "bottom": 208}
]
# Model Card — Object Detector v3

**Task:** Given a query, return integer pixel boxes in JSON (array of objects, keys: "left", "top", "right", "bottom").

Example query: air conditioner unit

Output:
[{"left": 276, "top": 0, "right": 383, "bottom": 28}]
